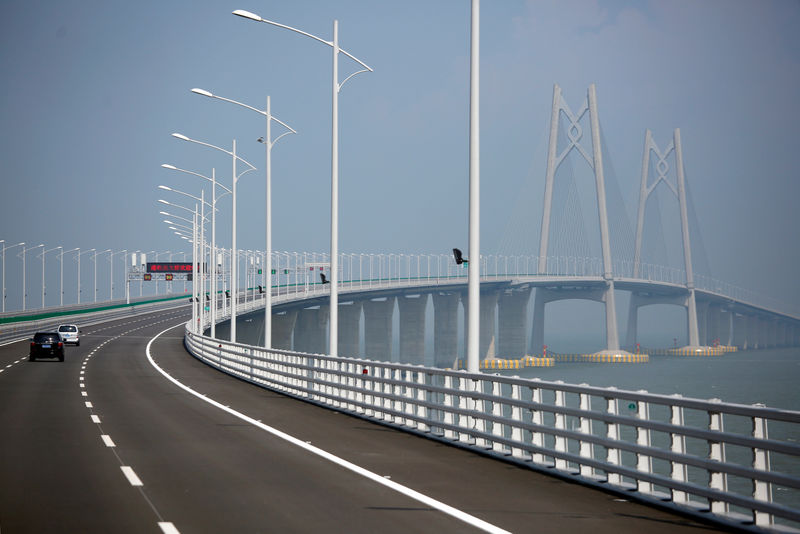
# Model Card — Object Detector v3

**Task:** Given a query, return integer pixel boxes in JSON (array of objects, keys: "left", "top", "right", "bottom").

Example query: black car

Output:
[{"left": 30, "top": 332, "right": 65, "bottom": 362}]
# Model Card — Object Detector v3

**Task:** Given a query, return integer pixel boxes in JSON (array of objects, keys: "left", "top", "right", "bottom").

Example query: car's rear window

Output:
[
  {"left": 34, "top": 333, "right": 60, "bottom": 342},
  {"left": 58, "top": 325, "right": 77, "bottom": 332}
]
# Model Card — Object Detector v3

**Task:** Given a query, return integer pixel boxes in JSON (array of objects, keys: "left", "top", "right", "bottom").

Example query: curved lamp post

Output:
[
  {"left": 61, "top": 248, "right": 78, "bottom": 307},
  {"left": 191, "top": 88, "right": 296, "bottom": 349},
  {"left": 76, "top": 248, "right": 94, "bottom": 304},
  {"left": 39, "top": 246, "right": 62, "bottom": 308},
  {"left": 20, "top": 244, "right": 44, "bottom": 311},
  {"left": 233, "top": 9, "right": 372, "bottom": 356},
  {"left": 94, "top": 249, "right": 111, "bottom": 303},
  {"left": 162, "top": 163, "right": 232, "bottom": 338},
  {"left": 1, "top": 241, "right": 24, "bottom": 313},
  {"left": 171, "top": 132, "right": 256, "bottom": 343}
]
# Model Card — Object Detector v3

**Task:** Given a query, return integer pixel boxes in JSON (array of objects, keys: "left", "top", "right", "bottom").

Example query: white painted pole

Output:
[
  {"left": 22, "top": 247, "right": 26, "bottom": 311},
  {"left": 41, "top": 248, "right": 45, "bottom": 308},
  {"left": 467, "top": 0, "right": 480, "bottom": 373},
  {"left": 231, "top": 139, "right": 238, "bottom": 343},
  {"left": 330, "top": 19, "right": 339, "bottom": 357},
  {"left": 265, "top": 95, "right": 273, "bottom": 349},
  {"left": 211, "top": 168, "right": 217, "bottom": 339},
  {"left": 59, "top": 248, "right": 63, "bottom": 307}
]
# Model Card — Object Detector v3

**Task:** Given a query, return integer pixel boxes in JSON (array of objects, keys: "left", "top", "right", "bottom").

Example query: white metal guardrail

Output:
[{"left": 184, "top": 327, "right": 800, "bottom": 532}]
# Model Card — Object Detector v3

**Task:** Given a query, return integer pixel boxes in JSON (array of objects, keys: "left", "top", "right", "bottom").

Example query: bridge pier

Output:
[
  {"left": 363, "top": 297, "right": 395, "bottom": 361},
  {"left": 338, "top": 301, "right": 362, "bottom": 358},
  {"left": 272, "top": 310, "right": 297, "bottom": 350},
  {"left": 398, "top": 293, "right": 427, "bottom": 365},
  {"left": 432, "top": 292, "right": 460, "bottom": 368},
  {"left": 497, "top": 286, "right": 531, "bottom": 358},
  {"left": 294, "top": 306, "right": 329, "bottom": 354}
]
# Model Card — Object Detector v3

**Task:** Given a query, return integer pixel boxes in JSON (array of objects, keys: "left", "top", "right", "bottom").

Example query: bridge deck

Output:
[{"left": 0, "top": 307, "right": 729, "bottom": 533}]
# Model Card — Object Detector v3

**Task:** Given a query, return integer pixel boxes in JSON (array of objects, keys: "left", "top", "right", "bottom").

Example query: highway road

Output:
[{"left": 0, "top": 306, "right": 727, "bottom": 533}]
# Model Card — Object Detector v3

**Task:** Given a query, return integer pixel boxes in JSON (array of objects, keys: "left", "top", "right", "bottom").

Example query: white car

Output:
[{"left": 57, "top": 324, "right": 81, "bottom": 346}]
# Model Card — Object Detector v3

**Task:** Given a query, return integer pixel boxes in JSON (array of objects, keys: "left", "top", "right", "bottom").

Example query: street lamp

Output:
[
  {"left": 1, "top": 241, "right": 24, "bottom": 313},
  {"left": 171, "top": 132, "right": 256, "bottom": 343},
  {"left": 94, "top": 249, "right": 111, "bottom": 303},
  {"left": 75, "top": 249, "right": 95, "bottom": 304},
  {"left": 61, "top": 248, "right": 78, "bottom": 307},
  {"left": 191, "top": 88, "right": 296, "bottom": 349},
  {"left": 233, "top": 9, "right": 372, "bottom": 356},
  {"left": 20, "top": 244, "right": 44, "bottom": 311},
  {"left": 109, "top": 250, "right": 126, "bottom": 300},
  {"left": 162, "top": 164, "right": 232, "bottom": 339},
  {"left": 39, "top": 246, "right": 61, "bottom": 308}
]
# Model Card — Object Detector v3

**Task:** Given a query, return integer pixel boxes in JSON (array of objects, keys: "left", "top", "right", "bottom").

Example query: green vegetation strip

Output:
[{"left": 0, "top": 294, "right": 190, "bottom": 325}]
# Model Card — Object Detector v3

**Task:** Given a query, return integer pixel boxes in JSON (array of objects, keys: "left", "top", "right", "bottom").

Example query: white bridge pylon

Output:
[
  {"left": 535, "top": 83, "right": 623, "bottom": 354},
  {"left": 628, "top": 129, "right": 701, "bottom": 348}
]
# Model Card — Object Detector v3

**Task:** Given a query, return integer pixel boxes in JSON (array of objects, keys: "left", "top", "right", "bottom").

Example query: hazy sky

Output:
[{"left": 1, "top": 0, "right": 799, "bottom": 312}]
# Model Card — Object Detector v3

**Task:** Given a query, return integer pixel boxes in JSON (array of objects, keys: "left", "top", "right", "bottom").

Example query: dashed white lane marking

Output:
[
  {"left": 91, "top": 415, "right": 101, "bottom": 424},
  {"left": 101, "top": 435, "right": 116, "bottom": 447},
  {"left": 85, "top": 401, "right": 93, "bottom": 408},
  {"left": 121, "top": 466, "right": 144, "bottom": 486},
  {"left": 158, "top": 522, "right": 181, "bottom": 534},
  {"left": 146, "top": 324, "right": 510, "bottom": 534}
]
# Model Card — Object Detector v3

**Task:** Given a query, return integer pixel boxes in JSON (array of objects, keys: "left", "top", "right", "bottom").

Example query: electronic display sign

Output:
[{"left": 146, "top": 262, "right": 194, "bottom": 273}]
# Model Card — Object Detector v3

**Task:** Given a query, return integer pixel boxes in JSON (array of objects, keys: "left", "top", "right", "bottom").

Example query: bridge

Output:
[{"left": 2, "top": 82, "right": 799, "bottom": 534}]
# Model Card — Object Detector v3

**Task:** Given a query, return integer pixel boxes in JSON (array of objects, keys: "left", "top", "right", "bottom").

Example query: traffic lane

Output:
[
  {"left": 151, "top": 325, "right": 724, "bottom": 534},
  {"left": 0, "top": 306, "right": 189, "bottom": 368},
  {"left": 0, "top": 328, "right": 160, "bottom": 533},
  {"left": 87, "top": 322, "right": 489, "bottom": 533}
]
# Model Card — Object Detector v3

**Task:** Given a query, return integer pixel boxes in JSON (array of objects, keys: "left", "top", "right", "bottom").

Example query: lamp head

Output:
[
  {"left": 172, "top": 133, "right": 191, "bottom": 142},
  {"left": 191, "top": 88, "right": 213, "bottom": 98},
  {"left": 233, "top": 9, "right": 262, "bottom": 22},
  {"left": 162, "top": 164, "right": 177, "bottom": 170},
  {"left": 158, "top": 199, "right": 170, "bottom": 205},
  {"left": 158, "top": 185, "right": 172, "bottom": 191},
  {"left": 257, "top": 137, "right": 265, "bottom": 144}
]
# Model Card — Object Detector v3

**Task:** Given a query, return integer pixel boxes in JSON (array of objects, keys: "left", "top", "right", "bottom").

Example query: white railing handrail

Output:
[{"left": 184, "top": 326, "right": 800, "bottom": 530}]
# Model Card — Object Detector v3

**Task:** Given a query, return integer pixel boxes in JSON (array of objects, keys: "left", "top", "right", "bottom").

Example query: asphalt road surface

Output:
[{"left": 0, "top": 306, "right": 727, "bottom": 533}]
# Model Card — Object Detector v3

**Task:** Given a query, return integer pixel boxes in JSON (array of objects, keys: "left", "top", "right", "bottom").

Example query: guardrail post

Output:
[
  {"left": 363, "top": 365, "right": 375, "bottom": 418},
  {"left": 531, "top": 380, "right": 545, "bottom": 465},
  {"left": 415, "top": 371, "right": 429, "bottom": 432},
  {"left": 403, "top": 369, "right": 416, "bottom": 428},
  {"left": 471, "top": 378, "right": 490, "bottom": 449},
  {"left": 509, "top": 382, "right": 526, "bottom": 460},
  {"left": 707, "top": 399, "right": 729, "bottom": 515},
  {"left": 443, "top": 375, "right": 457, "bottom": 440},
  {"left": 605, "top": 387, "right": 622, "bottom": 485},
  {"left": 636, "top": 390, "right": 653, "bottom": 494},
  {"left": 578, "top": 385, "right": 594, "bottom": 478},
  {"left": 490, "top": 381, "right": 505, "bottom": 453},
  {"left": 458, "top": 377, "right": 476, "bottom": 445},
  {"left": 669, "top": 395, "right": 689, "bottom": 504},
  {"left": 554, "top": 381, "right": 568, "bottom": 471},
  {"left": 751, "top": 404, "right": 773, "bottom": 527}
]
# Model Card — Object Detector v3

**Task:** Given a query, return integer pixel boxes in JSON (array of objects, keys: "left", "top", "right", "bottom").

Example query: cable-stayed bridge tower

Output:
[
  {"left": 533, "top": 83, "right": 625, "bottom": 354},
  {"left": 627, "top": 128, "right": 701, "bottom": 348}
]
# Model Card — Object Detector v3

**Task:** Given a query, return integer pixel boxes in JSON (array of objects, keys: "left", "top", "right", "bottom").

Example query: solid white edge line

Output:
[
  {"left": 158, "top": 522, "right": 180, "bottom": 534},
  {"left": 146, "top": 324, "right": 510, "bottom": 534},
  {"left": 121, "top": 466, "right": 143, "bottom": 486}
]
